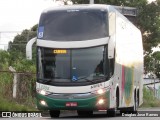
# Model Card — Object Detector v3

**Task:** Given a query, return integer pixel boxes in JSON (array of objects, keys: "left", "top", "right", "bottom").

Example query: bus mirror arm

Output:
[
  {"left": 26, "top": 37, "right": 37, "bottom": 60},
  {"left": 108, "top": 35, "right": 115, "bottom": 59}
]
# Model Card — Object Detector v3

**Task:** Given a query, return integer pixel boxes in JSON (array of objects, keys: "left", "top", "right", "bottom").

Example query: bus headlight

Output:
[
  {"left": 97, "top": 89, "right": 105, "bottom": 94},
  {"left": 37, "top": 89, "right": 52, "bottom": 96},
  {"left": 39, "top": 90, "right": 46, "bottom": 95},
  {"left": 92, "top": 89, "right": 106, "bottom": 95}
]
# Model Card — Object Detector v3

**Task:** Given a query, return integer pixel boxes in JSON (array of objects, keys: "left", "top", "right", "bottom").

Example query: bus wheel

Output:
[
  {"left": 130, "top": 91, "right": 139, "bottom": 113},
  {"left": 49, "top": 110, "right": 60, "bottom": 118},
  {"left": 107, "top": 89, "right": 119, "bottom": 117},
  {"left": 107, "top": 108, "right": 116, "bottom": 117},
  {"left": 77, "top": 110, "right": 93, "bottom": 116}
]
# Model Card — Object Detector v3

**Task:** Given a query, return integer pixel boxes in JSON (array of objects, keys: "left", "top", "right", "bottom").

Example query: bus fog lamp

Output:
[
  {"left": 40, "top": 100, "right": 47, "bottom": 106},
  {"left": 97, "top": 99, "right": 105, "bottom": 105}
]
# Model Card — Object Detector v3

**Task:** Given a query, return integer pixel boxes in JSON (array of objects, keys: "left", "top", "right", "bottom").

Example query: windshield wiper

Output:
[
  {"left": 93, "top": 75, "right": 108, "bottom": 81},
  {"left": 38, "top": 77, "right": 63, "bottom": 84},
  {"left": 76, "top": 76, "right": 95, "bottom": 84},
  {"left": 75, "top": 75, "right": 108, "bottom": 84},
  {"left": 38, "top": 78, "right": 52, "bottom": 84}
]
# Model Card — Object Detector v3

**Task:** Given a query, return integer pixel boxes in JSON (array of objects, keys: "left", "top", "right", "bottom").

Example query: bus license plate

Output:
[{"left": 66, "top": 102, "right": 77, "bottom": 107}]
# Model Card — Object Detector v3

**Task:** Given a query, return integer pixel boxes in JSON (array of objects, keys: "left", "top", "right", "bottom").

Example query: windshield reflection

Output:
[{"left": 37, "top": 46, "right": 109, "bottom": 85}]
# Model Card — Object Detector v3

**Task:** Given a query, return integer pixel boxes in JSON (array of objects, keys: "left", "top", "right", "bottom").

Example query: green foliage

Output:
[
  {"left": 140, "top": 1, "right": 160, "bottom": 53},
  {"left": 0, "top": 50, "right": 11, "bottom": 69},
  {"left": 152, "top": 52, "right": 160, "bottom": 78},
  {"left": 144, "top": 51, "right": 160, "bottom": 78},
  {"left": 142, "top": 87, "right": 160, "bottom": 107},
  {"left": 0, "top": 25, "right": 37, "bottom": 110},
  {"left": 8, "top": 25, "right": 37, "bottom": 61},
  {"left": 0, "top": 95, "right": 36, "bottom": 111},
  {"left": 13, "top": 59, "right": 36, "bottom": 72}
]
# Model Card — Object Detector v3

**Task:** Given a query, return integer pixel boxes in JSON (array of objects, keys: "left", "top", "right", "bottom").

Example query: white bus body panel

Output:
[
  {"left": 37, "top": 37, "right": 109, "bottom": 49},
  {"left": 110, "top": 9, "right": 143, "bottom": 108}
]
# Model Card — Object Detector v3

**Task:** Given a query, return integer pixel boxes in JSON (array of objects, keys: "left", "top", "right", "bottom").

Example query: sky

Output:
[
  {"left": 0, "top": 0, "right": 157, "bottom": 50},
  {"left": 0, "top": 0, "right": 55, "bottom": 32},
  {"left": 0, "top": 0, "right": 56, "bottom": 49}
]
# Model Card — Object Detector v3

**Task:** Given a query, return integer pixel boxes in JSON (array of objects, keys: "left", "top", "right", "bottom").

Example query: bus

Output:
[{"left": 27, "top": 4, "right": 143, "bottom": 117}]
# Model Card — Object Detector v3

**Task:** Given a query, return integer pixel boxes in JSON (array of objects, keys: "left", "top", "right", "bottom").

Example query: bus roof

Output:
[{"left": 42, "top": 4, "right": 110, "bottom": 13}]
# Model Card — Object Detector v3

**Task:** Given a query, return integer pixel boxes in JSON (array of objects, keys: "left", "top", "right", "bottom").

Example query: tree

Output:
[
  {"left": 0, "top": 50, "right": 11, "bottom": 69},
  {"left": 139, "top": 1, "right": 160, "bottom": 54},
  {"left": 8, "top": 24, "right": 37, "bottom": 61},
  {"left": 152, "top": 52, "right": 160, "bottom": 78}
]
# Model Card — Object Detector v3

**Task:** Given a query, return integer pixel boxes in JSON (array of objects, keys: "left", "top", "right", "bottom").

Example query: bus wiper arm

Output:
[
  {"left": 77, "top": 76, "right": 107, "bottom": 84},
  {"left": 93, "top": 75, "right": 108, "bottom": 81},
  {"left": 38, "top": 77, "right": 62, "bottom": 84},
  {"left": 75, "top": 76, "right": 95, "bottom": 84},
  {"left": 38, "top": 78, "right": 52, "bottom": 84}
]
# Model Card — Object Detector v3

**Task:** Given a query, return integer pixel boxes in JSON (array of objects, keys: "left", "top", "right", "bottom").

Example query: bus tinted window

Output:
[
  {"left": 38, "top": 10, "right": 108, "bottom": 41},
  {"left": 37, "top": 45, "right": 109, "bottom": 85}
]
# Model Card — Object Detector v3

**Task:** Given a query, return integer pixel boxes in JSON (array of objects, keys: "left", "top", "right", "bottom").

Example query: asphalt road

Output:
[{"left": 1, "top": 108, "right": 160, "bottom": 120}]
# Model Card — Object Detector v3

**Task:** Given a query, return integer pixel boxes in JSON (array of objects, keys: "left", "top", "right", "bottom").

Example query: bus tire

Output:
[
  {"left": 130, "top": 90, "right": 139, "bottom": 113},
  {"left": 107, "top": 88, "right": 119, "bottom": 117},
  {"left": 107, "top": 108, "right": 116, "bottom": 117},
  {"left": 49, "top": 110, "right": 60, "bottom": 118}
]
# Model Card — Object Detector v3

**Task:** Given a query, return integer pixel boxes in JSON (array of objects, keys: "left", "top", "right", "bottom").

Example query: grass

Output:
[
  {"left": 0, "top": 72, "right": 37, "bottom": 111},
  {"left": 0, "top": 96, "right": 37, "bottom": 111},
  {"left": 141, "top": 87, "right": 160, "bottom": 108}
]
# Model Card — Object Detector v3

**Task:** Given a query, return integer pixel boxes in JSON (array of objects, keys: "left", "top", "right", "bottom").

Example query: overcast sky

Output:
[
  {"left": 0, "top": 0, "right": 55, "bottom": 49},
  {"left": 0, "top": 0, "right": 157, "bottom": 50},
  {"left": 0, "top": 0, "right": 55, "bottom": 32}
]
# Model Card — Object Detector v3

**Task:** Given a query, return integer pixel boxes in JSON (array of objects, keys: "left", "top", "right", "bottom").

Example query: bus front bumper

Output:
[{"left": 37, "top": 91, "right": 110, "bottom": 110}]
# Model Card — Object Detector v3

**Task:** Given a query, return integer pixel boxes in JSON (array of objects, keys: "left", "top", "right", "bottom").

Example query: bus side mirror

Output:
[{"left": 26, "top": 37, "right": 37, "bottom": 60}]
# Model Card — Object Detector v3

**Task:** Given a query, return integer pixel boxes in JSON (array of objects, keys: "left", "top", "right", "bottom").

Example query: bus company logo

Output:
[{"left": 40, "top": 85, "right": 49, "bottom": 91}]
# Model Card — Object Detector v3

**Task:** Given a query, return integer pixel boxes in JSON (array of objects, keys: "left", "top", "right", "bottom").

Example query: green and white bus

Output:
[{"left": 29, "top": 4, "right": 143, "bottom": 117}]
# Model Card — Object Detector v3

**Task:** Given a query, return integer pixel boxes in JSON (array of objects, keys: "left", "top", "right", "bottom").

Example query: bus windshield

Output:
[
  {"left": 38, "top": 10, "right": 108, "bottom": 41},
  {"left": 37, "top": 46, "right": 109, "bottom": 86}
]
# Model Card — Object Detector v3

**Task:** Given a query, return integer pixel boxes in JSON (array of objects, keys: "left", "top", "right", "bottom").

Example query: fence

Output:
[
  {"left": 0, "top": 70, "right": 36, "bottom": 108},
  {"left": 144, "top": 78, "right": 160, "bottom": 100}
]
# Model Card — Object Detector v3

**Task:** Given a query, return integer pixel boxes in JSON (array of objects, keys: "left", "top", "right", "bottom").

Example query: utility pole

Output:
[
  {"left": 0, "top": 32, "right": 1, "bottom": 42},
  {"left": 153, "top": 58, "right": 156, "bottom": 97},
  {"left": 90, "top": 0, "right": 94, "bottom": 4}
]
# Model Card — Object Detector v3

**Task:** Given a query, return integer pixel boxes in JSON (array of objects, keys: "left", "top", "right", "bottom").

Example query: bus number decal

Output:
[
  {"left": 91, "top": 83, "right": 103, "bottom": 89},
  {"left": 40, "top": 85, "right": 49, "bottom": 91}
]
